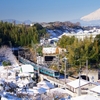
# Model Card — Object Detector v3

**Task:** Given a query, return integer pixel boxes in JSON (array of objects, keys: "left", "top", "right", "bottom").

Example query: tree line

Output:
[
  {"left": 57, "top": 34, "right": 100, "bottom": 72},
  {"left": 0, "top": 21, "right": 46, "bottom": 47}
]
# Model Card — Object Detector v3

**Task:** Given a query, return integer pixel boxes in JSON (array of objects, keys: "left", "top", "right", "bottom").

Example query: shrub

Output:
[{"left": 2, "top": 60, "right": 11, "bottom": 66}]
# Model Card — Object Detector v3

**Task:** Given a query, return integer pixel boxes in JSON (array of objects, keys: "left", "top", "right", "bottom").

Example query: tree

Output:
[
  {"left": 0, "top": 22, "right": 46, "bottom": 47},
  {"left": 2, "top": 60, "right": 11, "bottom": 67}
]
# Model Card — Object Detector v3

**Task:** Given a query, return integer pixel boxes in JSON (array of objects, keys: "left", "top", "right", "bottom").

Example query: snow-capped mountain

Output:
[{"left": 81, "top": 8, "right": 100, "bottom": 21}]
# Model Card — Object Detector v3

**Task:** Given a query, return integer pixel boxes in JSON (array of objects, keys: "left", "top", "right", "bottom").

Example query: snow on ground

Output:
[
  {"left": 1, "top": 47, "right": 100, "bottom": 100},
  {"left": 0, "top": 46, "right": 19, "bottom": 67}
]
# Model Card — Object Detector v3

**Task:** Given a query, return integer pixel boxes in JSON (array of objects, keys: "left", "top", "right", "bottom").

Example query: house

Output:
[{"left": 20, "top": 64, "right": 34, "bottom": 73}]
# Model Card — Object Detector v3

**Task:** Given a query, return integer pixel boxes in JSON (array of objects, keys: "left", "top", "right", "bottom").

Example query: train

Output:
[{"left": 18, "top": 56, "right": 60, "bottom": 78}]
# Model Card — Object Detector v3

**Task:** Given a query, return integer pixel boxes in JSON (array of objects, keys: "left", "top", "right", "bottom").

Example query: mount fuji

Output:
[
  {"left": 81, "top": 8, "right": 100, "bottom": 21},
  {"left": 80, "top": 8, "right": 100, "bottom": 26}
]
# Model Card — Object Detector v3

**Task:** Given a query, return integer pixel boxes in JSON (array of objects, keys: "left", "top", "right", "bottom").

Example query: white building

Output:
[
  {"left": 37, "top": 56, "right": 44, "bottom": 64},
  {"left": 20, "top": 64, "right": 34, "bottom": 73},
  {"left": 42, "top": 47, "right": 57, "bottom": 55},
  {"left": 58, "top": 31, "right": 100, "bottom": 41},
  {"left": 42, "top": 47, "right": 66, "bottom": 55}
]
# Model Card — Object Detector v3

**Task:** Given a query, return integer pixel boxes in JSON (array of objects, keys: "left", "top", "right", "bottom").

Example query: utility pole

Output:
[
  {"left": 18, "top": 49, "right": 20, "bottom": 64},
  {"left": 65, "top": 58, "right": 66, "bottom": 83},
  {"left": 78, "top": 62, "right": 81, "bottom": 96},
  {"left": 57, "top": 54, "right": 59, "bottom": 71},
  {"left": 9, "top": 41, "right": 13, "bottom": 53},
  {"left": 37, "top": 53, "right": 40, "bottom": 75},
  {"left": 64, "top": 57, "right": 67, "bottom": 89},
  {"left": 86, "top": 59, "right": 88, "bottom": 81}
]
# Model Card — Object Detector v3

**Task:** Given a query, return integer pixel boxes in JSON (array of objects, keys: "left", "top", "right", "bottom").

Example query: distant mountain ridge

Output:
[
  {"left": 1, "top": 17, "right": 100, "bottom": 27},
  {"left": 0, "top": 19, "right": 32, "bottom": 25}
]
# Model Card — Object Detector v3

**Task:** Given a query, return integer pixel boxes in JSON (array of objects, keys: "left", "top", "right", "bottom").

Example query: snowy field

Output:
[{"left": 0, "top": 46, "right": 19, "bottom": 67}]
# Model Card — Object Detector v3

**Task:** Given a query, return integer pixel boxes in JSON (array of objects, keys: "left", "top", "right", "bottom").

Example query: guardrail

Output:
[
  {"left": 47, "top": 76, "right": 65, "bottom": 85},
  {"left": 40, "top": 74, "right": 66, "bottom": 86}
]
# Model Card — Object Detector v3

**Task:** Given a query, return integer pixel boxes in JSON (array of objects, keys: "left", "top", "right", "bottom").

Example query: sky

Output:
[{"left": 0, "top": 0, "right": 100, "bottom": 22}]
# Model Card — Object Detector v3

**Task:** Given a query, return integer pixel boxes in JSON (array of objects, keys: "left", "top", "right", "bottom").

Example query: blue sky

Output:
[{"left": 0, "top": 0, "right": 100, "bottom": 22}]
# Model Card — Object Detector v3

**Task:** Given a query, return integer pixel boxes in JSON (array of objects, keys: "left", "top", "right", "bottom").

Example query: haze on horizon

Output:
[{"left": 0, "top": 0, "right": 100, "bottom": 22}]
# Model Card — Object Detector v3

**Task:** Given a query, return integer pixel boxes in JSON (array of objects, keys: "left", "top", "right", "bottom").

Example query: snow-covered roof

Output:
[
  {"left": 67, "top": 79, "right": 90, "bottom": 89},
  {"left": 90, "top": 85, "right": 100, "bottom": 93},
  {"left": 48, "top": 38, "right": 59, "bottom": 43},
  {"left": 37, "top": 81, "right": 54, "bottom": 89},
  {"left": 18, "top": 87, "right": 46, "bottom": 95},
  {"left": 18, "top": 72, "right": 30, "bottom": 77},
  {"left": 33, "top": 87, "right": 47, "bottom": 94},
  {"left": 21, "top": 64, "right": 34, "bottom": 73},
  {"left": 48, "top": 88, "right": 72, "bottom": 95},
  {"left": 71, "top": 95, "right": 100, "bottom": 100},
  {"left": 2, "top": 92, "right": 21, "bottom": 100},
  {"left": 43, "top": 47, "right": 57, "bottom": 54}
]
